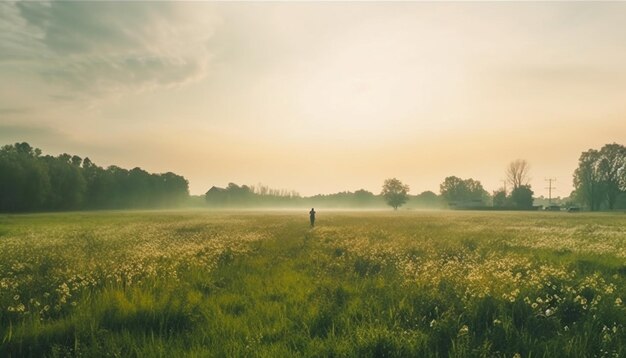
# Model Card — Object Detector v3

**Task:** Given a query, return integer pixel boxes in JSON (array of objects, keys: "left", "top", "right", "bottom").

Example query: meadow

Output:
[{"left": 1, "top": 210, "right": 625, "bottom": 357}]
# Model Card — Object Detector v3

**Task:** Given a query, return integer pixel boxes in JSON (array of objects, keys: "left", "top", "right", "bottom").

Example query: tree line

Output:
[
  {"left": 1, "top": 141, "right": 623, "bottom": 212},
  {"left": 382, "top": 159, "right": 535, "bottom": 210},
  {"left": 204, "top": 183, "right": 299, "bottom": 207},
  {"left": 204, "top": 183, "right": 386, "bottom": 208},
  {"left": 204, "top": 182, "right": 440, "bottom": 209},
  {"left": 0, "top": 142, "right": 189, "bottom": 212},
  {"left": 381, "top": 143, "right": 625, "bottom": 211},
  {"left": 381, "top": 172, "right": 534, "bottom": 211}
]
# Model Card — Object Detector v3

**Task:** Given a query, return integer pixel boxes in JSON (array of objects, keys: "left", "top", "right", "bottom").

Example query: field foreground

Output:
[{"left": 1, "top": 210, "right": 626, "bottom": 357}]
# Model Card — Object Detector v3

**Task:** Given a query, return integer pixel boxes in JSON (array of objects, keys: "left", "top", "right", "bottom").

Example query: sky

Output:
[{"left": 1, "top": 2, "right": 625, "bottom": 197}]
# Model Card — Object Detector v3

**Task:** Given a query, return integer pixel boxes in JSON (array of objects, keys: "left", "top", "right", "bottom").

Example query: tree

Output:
[
  {"left": 506, "top": 159, "right": 530, "bottom": 190},
  {"left": 43, "top": 154, "right": 86, "bottom": 210},
  {"left": 510, "top": 185, "right": 534, "bottom": 208},
  {"left": 414, "top": 190, "right": 440, "bottom": 207},
  {"left": 0, "top": 143, "right": 50, "bottom": 211},
  {"left": 381, "top": 178, "right": 409, "bottom": 210},
  {"left": 354, "top": 189, "right": 376, "bottom": 206},
  {"left": 573, "top": 144, "right": 626, "bottom": 211},
  {"left": 597, "top": 143, "right": 626, "bottom": 210},
  {"left": 160, "top": 172, "right": 189, "bottom": 206},
  {"left": 439, "top": 176, "right": 488, "bottom": 206},
  {"left": 573, "top": 149, "right": 606, "bottom": 211},
  {"left": 492, "top": 189, "right": 507, "bottom": 207}
]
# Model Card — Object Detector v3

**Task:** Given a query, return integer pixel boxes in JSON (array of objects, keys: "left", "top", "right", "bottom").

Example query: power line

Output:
[{"left": 545, "top": 178, "right": 556, "bottom": 205}]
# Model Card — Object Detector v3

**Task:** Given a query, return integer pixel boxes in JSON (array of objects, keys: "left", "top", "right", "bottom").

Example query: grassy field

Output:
[{"left": 1, "top": 210, "right": 626, "bottom": 357}]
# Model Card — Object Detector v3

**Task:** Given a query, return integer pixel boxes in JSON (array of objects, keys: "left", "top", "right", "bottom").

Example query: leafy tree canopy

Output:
[{"left": 381, "top": 178, "right": 409, "bottom": 210}]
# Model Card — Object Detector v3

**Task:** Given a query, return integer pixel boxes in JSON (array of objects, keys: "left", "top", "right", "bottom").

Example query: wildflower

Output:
[
  {"left": 430, "top": 319, "right": 436, "bottom": 328},
  {"left": 493, "top": 319, "right": 502, "bottom": 325},
  {"left": 458, "top": 325, "right": 469, "bottom": 335},
  {"left": 545, "top": 308, "right": 553, "bottom": 317},
  {"left": 13, "top": 294, "right": 19, "bottom": 300},
  {"left": 616, "top": 298, "right": 623, "bottom": 306}
]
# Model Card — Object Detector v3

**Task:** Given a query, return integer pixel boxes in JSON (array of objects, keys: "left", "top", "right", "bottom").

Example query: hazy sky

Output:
[{"left": 1, "top": 2, "right": 625, "bottom": 197}]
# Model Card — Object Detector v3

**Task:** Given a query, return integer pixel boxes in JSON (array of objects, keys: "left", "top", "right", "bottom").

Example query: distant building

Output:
[{"left": 205, "top": 186, "right": 228, "bottom": 204}]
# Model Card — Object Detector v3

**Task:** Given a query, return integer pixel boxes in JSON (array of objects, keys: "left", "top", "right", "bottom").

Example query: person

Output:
[{"left": 309, "top": 208, "right": 316, "bottom": 227}]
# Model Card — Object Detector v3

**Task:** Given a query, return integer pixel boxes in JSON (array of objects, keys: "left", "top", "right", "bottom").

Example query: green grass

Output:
[{"left": 1, "top": 210, "right": 625, "bottom": 357}]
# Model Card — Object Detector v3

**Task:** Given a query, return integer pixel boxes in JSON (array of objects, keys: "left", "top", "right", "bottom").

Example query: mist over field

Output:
[{"left": 1, "top": 2, "right": 626, "bottom": 357}]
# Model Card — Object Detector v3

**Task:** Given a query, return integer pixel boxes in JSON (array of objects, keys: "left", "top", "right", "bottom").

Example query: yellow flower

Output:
[{"left": 458, "top": 325, "right": 469, "bottom": 336}]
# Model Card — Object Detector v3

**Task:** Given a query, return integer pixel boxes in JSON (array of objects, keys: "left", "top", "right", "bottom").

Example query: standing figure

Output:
[{"left": 309, "top": 208, "right": 316, "bottom": 227}]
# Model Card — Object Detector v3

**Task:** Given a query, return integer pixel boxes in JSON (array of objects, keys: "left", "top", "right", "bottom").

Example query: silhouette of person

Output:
[{"left": 309, "top": 208, "right": 316, "bottom": 227}]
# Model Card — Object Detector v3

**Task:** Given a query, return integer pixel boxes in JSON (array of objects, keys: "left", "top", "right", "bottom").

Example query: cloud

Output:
[
  {"left": 0, "top": 123, "right": 67, "bottom": 145},
  {"left": 1, "top": 1, "right": 217, "bottom": 99},
  {"left": 0, "top": 107, "right": 29, "bottom": 115}
]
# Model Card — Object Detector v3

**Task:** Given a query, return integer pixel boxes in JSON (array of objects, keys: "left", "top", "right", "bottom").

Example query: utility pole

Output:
[{"left": 545, "top": 178, "right": 556, "bottom": 205}]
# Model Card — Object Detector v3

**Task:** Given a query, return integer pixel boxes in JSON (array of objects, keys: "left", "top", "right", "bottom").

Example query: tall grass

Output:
[{"left": 1, "top": 211, "right": 625, "bottom": 357}]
